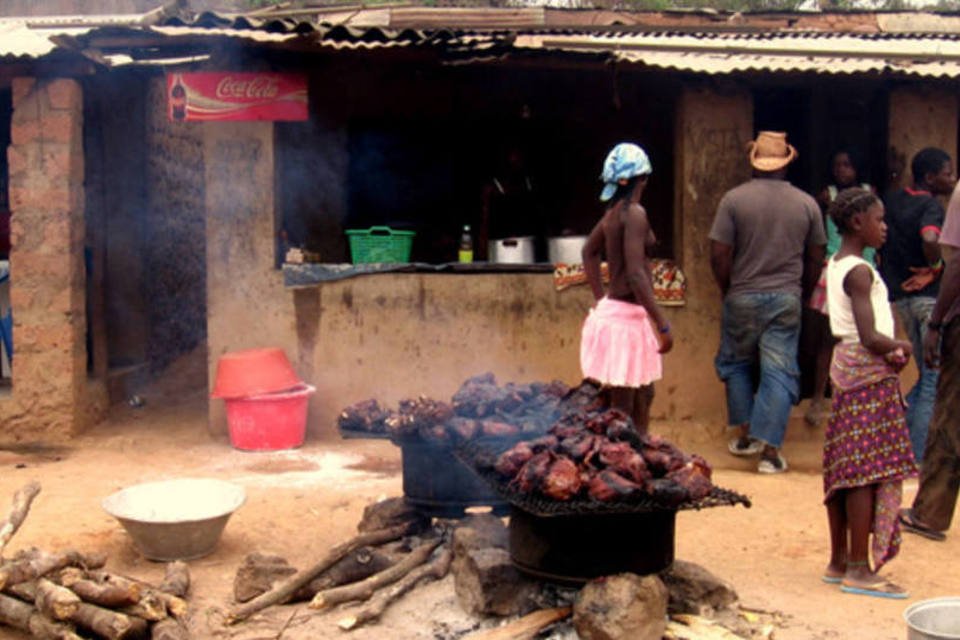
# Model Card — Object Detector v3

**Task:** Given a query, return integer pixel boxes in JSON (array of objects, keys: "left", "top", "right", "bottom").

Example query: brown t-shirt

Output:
[{"left": 709, "top": 178, "right": 826, "bottom": 297}]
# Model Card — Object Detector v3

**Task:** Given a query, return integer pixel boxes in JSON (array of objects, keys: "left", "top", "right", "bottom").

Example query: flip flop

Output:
[
  {"left": 899, "top": 509, "right": 946, "bottom": 541},
  {"left": 821, "top": 575, "right": 841, "bottom": 585},
  {"left": 840, "top": 580, "right": 909, "bottom": 600}
]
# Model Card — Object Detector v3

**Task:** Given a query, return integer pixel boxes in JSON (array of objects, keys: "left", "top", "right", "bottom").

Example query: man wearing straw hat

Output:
[{"left": 710, "top": 131, "right": 827, "bottom": 474}]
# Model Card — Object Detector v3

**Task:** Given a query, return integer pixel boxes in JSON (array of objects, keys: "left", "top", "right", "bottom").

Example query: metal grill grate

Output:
[{"left": 456, "top": 438, "right": 752, "bottom": 517}]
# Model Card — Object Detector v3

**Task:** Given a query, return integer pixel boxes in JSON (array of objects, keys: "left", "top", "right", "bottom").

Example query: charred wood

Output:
[
  {"left": 226, "top": 522, "right": 414, "bottom": 624},
  {"left": 337, "top": 546, "right": 452, "bottom": 631},
  {"left": 310, "top": 538, "right": 441, "bottom": 610}
]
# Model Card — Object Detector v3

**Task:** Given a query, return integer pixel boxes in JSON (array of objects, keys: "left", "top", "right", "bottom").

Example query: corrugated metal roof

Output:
[
  {"left": 513, "top": 31, "right": 960, "bottom": 77},
  {"left": 8, "top": 6, "right": 960, "bottom": 78}
]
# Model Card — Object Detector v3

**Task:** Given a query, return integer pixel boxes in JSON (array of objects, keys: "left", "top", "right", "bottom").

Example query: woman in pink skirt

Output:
[{"left": 580, "top": 143, "right": 673, "bottom": 433}]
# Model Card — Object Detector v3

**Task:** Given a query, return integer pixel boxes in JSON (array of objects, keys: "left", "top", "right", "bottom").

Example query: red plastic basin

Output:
[
  {"left": 225, "top": 384, "right": 315, "bottom": 451},
  {"left": 212, "top": 348, "right": 301, "bottom": 399}
]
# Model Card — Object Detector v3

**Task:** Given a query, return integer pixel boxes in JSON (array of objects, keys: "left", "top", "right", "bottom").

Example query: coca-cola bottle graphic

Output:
[{"left": 170, "top": 74, "right": 187, "bottom": 121}]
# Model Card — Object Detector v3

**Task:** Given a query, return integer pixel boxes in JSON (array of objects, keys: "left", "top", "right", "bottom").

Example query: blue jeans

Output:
[
  {"left": 715, "top": 292, "right": 801, "bottom": 449},
  {"left": 895, "top": 296, "right": 939, "bottom": 465}
]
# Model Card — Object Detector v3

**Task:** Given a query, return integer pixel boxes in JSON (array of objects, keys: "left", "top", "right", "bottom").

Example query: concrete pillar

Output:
[
  {"left": 672, "top": 84, "right": 753, "bottom": 420},
  {"left": 888, "top": 87, "right": 959, "bottom": 190},
  {"left": 3, "top": 77, "right": 104, "bottom": 439}
]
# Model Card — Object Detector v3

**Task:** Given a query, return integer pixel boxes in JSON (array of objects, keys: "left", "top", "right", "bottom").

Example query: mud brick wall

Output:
[
  {"left": 3, "top": 77, "right": 107, "bottom": 441},
  {"left": 673, "top": 85, "right": 753, "bottom": 423},
  {"left": 144, "top": 77, "right": 206, "bottom": 373},
  {"left": 887, "top": 88, "right": 959, "bottom": 193}
]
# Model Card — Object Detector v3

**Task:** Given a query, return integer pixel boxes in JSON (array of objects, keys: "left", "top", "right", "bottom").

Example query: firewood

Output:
[
  {"left": 4, "top": 579, "right": 37, "bottom": 602},
  {"left": 158, "top": 562, "right": 190, "bottom": 598},
  {"left": 337, "top": 546, "right": 453, "bottom": 631},
  {"left": 460, "top": 607, "right": 573, "bottom": 640},
  {"left": 28, "top": 613, "right": 85, "bottom": 640},
  {"left": 310, "top": 538, "right": 442, "bottom": 610},
  {"left": 297, "top": 546, "right": 395, "bottom": 600},
  {"left": 0, "top": 550, "right": 104, "bottom": 590},
  {"left": 119, "top": 590, "right": 167, "bottom": 622},
  {"left": 0, "top": 592, "right": 82, "bottom": 640},
  {"left": 0, "top": 482, "right": 41, "bottom": 559},
  {"left": 151, "top": 618, "right": 190, "bottom": 640},
  {"left": 226, "top": 522, "right": 415, "bottom": 624},
  {"left": 234, "top": 548, "right": 395, "bottom": 603},
  {"left": 70, "top": 601, "right": 148, "bottom": 640},
  {"left": 35, "top": 578, "right": 81, "bottom": 621},
  {"left": 86, "top": 571, "right": 186, "bottom": 619},
  {"left": 62, "top": 572, "right": 141, "bottom": 609}
]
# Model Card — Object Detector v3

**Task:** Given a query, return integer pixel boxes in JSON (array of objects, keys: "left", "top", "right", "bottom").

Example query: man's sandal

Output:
[{"left": 899, "top": 508, "right": 946, "bottom": 541}]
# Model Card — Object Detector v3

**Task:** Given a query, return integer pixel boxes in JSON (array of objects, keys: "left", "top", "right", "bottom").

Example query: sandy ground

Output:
[{"left": 0, "top": 354, "right": 957, "bottom": 640}]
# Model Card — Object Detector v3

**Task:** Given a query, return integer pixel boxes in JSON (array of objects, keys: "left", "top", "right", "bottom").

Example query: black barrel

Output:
[
  {"left": 400, "top": 439, "right": 508, "bottom": 518},
  {"left": 509, "top": 505, "right": 675, "bottom": 584}
]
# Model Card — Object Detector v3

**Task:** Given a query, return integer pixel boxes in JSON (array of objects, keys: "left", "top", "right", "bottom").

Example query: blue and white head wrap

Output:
[{"left": 600, "top": 143, "right": 653, "bottom": 202}]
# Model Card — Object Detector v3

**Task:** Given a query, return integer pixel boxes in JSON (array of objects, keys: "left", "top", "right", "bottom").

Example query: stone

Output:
[
  {"left": 573, "top": 573, "right": 668, "bottom": 640},
  {"left": 356, "top": 496, "right": 430, "bottom": 534},
  {"left": 233, "top": 553, "right": 297, "bottom": 603},
  {"left": 660, "top": 560, "right": 738, "bottom": 615},
  {"left": 453, "top": 546, "right": 537, "bottom": 616},
  {"left": 452, "top": 513, "right": 508, "bottom": 556}
]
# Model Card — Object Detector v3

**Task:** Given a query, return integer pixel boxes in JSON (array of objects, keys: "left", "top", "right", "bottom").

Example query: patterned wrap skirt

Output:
[
  {"left": 580, "top": 297, "right": 662, "bottom": 388},
  {"left": 824, "top": 343, "right": 918, "bottom": 570}
]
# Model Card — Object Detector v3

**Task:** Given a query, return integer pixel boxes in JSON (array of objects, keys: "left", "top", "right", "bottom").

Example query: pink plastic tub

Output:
[{"left": 225, "top": 384, "right": 315, "bottom": 451}]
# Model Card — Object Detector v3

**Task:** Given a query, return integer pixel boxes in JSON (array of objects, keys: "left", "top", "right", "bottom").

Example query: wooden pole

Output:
[{"left": 0, "top": 482, "right": 41, "bottom": 559}]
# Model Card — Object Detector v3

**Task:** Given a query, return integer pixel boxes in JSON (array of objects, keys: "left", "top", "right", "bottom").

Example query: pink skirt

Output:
[{"left": 580, "top": 297, "right": 662, "bottom": 388}]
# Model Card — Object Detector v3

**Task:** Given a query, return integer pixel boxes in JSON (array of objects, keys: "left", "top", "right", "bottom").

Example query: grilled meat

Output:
[
  {"left": 598, "top": 442, "right": 650, "bottom": 483},
  {"left": 527, "top": 434, "right": 559, "bottom": 452},
  {"left": 447, "top": 417, "right": 480, "bottom": 441},
  {"left": 494, "top": 442, "right": 535, "bottom": 477},
  {"left": 646, "top": 478, "right": 691, "bottom": 507},
  {"left": 510, "top": 450, "right": 554, "bottom": 493},
  {"left": 665, "top": 463, "right": 713, "bottom": 501},
  {"left": 558, "top": 433, "right": 600, "bottom": 461},
  {"left": 542, "top": 456, "right": 582, "bottom": 501},
  {"left": 338, "top": 399, "right": 389, "bottom": 433},
  {"left": 588, "top": 470, "right": 642, "bottom": 501},
  {"left": 481, "top": 420, "right": 521, "bottom": 437}
]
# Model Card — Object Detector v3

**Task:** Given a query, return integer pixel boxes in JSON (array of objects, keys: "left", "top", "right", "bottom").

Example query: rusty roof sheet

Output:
[
  {"left": 9, "top": 6, "right": 960, "bottom": 78},
  {"left": 513, "top": 30, "right": 960, "bottom": 77}
]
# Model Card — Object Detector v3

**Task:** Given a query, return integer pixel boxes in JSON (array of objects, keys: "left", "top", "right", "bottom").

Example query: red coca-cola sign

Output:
[{"left": 166, "top": 72, "right": 308, "bottom": 122}]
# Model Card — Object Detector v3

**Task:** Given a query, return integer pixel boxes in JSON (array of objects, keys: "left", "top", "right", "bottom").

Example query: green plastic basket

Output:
[{"left": 345, "top": 226, "right": 416, "bottom": 264}]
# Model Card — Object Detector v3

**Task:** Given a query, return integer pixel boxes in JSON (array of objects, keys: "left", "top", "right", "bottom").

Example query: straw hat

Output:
[{"left": 747, "top": 131, "right": 798, "bottom": 172}]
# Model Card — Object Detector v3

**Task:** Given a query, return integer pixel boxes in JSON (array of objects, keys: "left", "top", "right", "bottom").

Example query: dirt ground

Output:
[{"left": 0, "top": 352, "right": 956, "bottom": 640}]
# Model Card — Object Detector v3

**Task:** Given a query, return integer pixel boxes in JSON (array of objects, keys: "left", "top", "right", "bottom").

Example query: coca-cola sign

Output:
[{"left": 166, "top": 72, "right": 307, "bottom": 122}]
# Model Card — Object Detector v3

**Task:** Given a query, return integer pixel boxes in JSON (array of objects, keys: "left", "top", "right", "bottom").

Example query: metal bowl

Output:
[
  {"left": 102, "top": 478, "right": 246, "bottom": 561},
  {"left": 905, "top": 598, "right": 960, "bottom": 640}
]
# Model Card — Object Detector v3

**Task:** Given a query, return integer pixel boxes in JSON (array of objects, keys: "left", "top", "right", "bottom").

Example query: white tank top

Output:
[{"left": 826, "top": 255, "right": 895, "bottom": 344}]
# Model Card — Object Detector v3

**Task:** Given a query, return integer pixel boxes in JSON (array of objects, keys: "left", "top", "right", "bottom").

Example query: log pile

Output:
[
  {"left": 0, "top": 483, "right": 192, "bottom": 640},
  {"left": 227, "top": 498, "right": 452, "bottom": 632}
]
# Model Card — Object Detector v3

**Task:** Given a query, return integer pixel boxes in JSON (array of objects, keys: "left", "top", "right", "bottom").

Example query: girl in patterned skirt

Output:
[{"left": 822, "top": 187, "right": 918, "bottom": 599}]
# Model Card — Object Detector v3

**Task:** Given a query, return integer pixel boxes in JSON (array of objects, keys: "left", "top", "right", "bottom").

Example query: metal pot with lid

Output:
[
  {"left": 488, "top": 236, "right": 535, "bottom": 264},
  {"left": 547, "top": 236, "right": 588, "bottom": 265}
]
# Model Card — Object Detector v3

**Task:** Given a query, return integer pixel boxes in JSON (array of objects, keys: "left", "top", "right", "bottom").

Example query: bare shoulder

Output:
[
  {"left": 623, "top": 203, "right": 649, "bottom": 226},
  {"left": 843, "top": 261, "right": 874, "bottom": 294}
]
